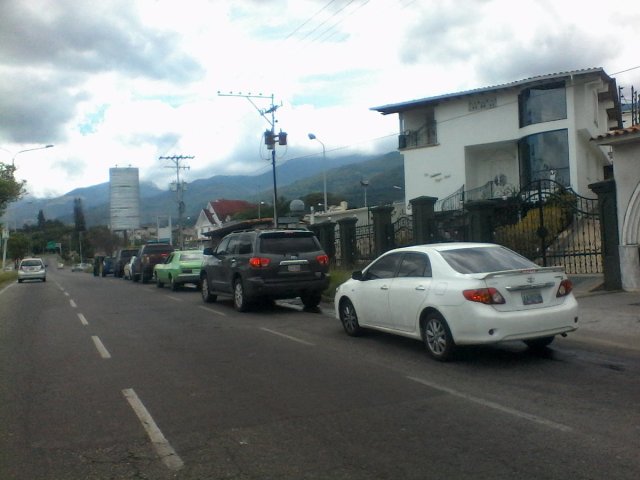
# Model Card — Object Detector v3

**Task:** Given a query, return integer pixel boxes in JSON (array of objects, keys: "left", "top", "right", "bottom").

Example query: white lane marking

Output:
[
  {"left": 64, "top": 292, "right": 70, "bottom": 296},
  {"left": 198, "top": 306, "right": 227, "bottom": 317},
  {"left": 78, "top": 313, "right": 89, "bottom": 326},
  {"left": 69, "top": 299, "right": 77, "bottom": 308},
  {"left": 407, "top": 376, "right": 572, "bottom": 433},
  {"left": 166, "top": 295, "right": 182, "bottom": 302},
  {"left": 260, "top": 327, "right": 315, "bottom": 346},
  {"left": 122, "top": 388, "right": 184, "bottom": 471},
  {"left": 91, "top": 336, "right": 112, "bottom": 359}
]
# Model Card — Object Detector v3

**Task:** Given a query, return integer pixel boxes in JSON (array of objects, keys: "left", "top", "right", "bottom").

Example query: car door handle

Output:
[
  {"left": 415, "top": 285, "right": 426, "bottom": 291},
  {"left": 380, "top": 285, "right": 389, "bottom": 290}
]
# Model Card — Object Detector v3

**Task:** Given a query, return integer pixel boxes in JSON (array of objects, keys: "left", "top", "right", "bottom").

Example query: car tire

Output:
[
  {"left": 141, "top": 274, "right": 149, "bottom": 284},
  {"left": 201, "top": 275, "right": 217, "bottom": 303},
  {"left": 339, "top": 298, "right": 363, "bottom": 336},
  {"left": 155, "top": 273, "right": 164, "bottom": 288},
  {"left": 42, "top": 278, "right": 46, "bottom": 282},
  {"left": 301, "top": 292, "right": 322, "bottom": 309},
  {"left": 233, "top": 278, "right": 250, "bottom": 312},
  {"left": 170, "top": 276, "right": 179, "bottom": 291},
  {"left": 423, "top": 312, "right": 456, "bottom": 361},
  {"left": 18, "top": 279, "right": 23, "bottom": 283},
  {"left": 524, "top": 336, "right": 554, "bottom": 350}
]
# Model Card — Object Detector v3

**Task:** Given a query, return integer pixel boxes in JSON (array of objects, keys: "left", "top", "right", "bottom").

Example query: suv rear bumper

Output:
[{"left": 245, "top": 274, "right": 330, "bottom": 299}]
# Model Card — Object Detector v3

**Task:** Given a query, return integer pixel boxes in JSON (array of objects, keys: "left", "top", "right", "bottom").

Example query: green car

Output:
[{"left": 153, "top": 249, "right": 204, "bottom": 291}]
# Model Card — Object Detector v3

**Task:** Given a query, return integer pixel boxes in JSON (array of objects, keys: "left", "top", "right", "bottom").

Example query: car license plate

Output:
[
  {"left": 288, "top": 264, "right": 301, "bottom": 272},
  {"left": 522, "top": 291, "right": 543, "bottom": 305}
]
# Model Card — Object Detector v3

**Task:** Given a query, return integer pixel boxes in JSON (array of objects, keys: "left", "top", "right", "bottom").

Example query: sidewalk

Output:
[{"left": 569, "top": 274, "right": 640, "bottom": 352}]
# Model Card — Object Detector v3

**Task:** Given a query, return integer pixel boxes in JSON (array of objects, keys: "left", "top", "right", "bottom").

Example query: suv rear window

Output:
[
  {"left": 143, "top": 244, "right": 172, "bottom": 253},
  {"left": 259, "top": 233, "right": 320, "bottom": 254}
]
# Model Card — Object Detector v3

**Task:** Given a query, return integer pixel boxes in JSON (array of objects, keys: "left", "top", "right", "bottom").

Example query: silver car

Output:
[{"left": 17, "top": 258, "right": 47, "bottom": 283}]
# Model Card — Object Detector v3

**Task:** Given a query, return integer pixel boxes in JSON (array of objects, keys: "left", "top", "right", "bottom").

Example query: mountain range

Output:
[{"left": 5, "top": 151, "right": 405, "bottom": 228}]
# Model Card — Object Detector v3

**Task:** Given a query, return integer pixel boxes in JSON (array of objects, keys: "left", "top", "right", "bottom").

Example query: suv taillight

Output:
[
  {"left": 316, "top": 254, "right": 329, "bottom": 266},
  {"left": 249, "top": 257, "right": 271, "bottom": 268}
]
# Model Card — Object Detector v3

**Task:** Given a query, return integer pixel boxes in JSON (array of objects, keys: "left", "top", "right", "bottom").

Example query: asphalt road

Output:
[{"left": 1, "top": 265, "right": 639, "bottom": 479}]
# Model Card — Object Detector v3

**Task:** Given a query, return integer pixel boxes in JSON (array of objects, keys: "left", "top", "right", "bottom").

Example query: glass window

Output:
[
  {"left": 179, "top": 252, "right": 203, "bottom": 261},
  {"left": 518, "top": 129, "right": 569, "bottom": 186},
  {"left": 397, "top": 253, "right": 432, "bottom": 278},
  {"left": 215, "top": 237, "right": 232, "bottom": 255},
  {"left": 365, "top": 253, "right": 402, "bottom": 280},
  {"left": 440, "top": 246, "right": 536, "bottom": 274},
  {"left": 259, "top": 233, "right": 320, "bottom": 254},
  {"left": 519, "top": 82, "right": 567, "bottom": 127}
]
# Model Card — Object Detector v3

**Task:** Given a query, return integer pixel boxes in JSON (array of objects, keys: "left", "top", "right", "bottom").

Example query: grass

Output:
[
  {"left": 0, "top": 270, "right": 17, "bottom": 289},
  {"left": 322, "top": 268, "right": 354, "bottom": 302}
]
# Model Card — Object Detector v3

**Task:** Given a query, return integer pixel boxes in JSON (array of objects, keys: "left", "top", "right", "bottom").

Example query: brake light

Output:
[
  {"left": 249, "top": 257, "right": 271, "bottom": 268},
  {"left": 463, "top": 288, "right": 506, "bottom": 305},
  {"left": 316, "top": 254, "right": 329, "bottom": 266},
  {"left": 556, "top": 279, "right": 573, "bottom": 297}
]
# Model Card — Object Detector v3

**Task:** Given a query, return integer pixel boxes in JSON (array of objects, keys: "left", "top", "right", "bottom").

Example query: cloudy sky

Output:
[{"left": 1, "top": 0, "right": 639, "bottom": 199}]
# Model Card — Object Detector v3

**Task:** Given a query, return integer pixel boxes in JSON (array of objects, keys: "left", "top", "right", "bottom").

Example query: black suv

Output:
[
  {"left": 200, "top": 229, "right": 330, "bottom": 311},
  {"left": 132, "top": 243, "right": 174, "bottom": 283},
  {"left": 113, "top": 248, "right": 138, "bottom": 278}
]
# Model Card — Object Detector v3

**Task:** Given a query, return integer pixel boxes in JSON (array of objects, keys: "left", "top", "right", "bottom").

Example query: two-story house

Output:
[
  {"left": 371, "top": 68, "right": 621, "bottom": 208},
  {"left": 194, "top": 199, "right": 255, "bottom": 241}
]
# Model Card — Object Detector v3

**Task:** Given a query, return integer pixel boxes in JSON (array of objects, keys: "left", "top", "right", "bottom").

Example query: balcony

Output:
[{"left": 398, "top": 126, "right": 437, "bottom": 150}]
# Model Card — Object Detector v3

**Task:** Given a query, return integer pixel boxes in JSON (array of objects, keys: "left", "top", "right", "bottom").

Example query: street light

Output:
[
  {"left": 308, "top": 133, "right": 328, "bottom": 213},
  {"left": 11, "top": 144, "right": 54, "bottom": 167}
]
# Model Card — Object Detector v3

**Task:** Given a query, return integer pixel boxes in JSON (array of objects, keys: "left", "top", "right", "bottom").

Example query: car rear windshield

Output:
[
  {"left": 259, "top": 233, "right": 321, "bottom": 254},
  {"left": 179, "top": 253, "right": 203, "bottom": 261},
  {"left": 440, "top": 246, "right": 537, "bottom": 274},
  {"left": 21, "top": 259, "right": 43, "bottom": 267}
]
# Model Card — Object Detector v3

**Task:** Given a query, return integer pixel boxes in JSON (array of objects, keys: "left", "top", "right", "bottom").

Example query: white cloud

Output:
[{"left": 1, "top": 0, "right": 639, "bottom": 198}]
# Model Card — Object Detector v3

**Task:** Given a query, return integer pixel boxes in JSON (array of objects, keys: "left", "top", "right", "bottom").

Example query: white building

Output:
[{"left": 371, "top": 68, "right": 621, "bottom": 207}]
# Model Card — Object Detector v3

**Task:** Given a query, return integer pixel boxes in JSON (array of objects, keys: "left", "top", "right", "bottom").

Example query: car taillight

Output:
[
  {"left": 249, "top": 257, "right": 271, "bottom": 268},
  {"left": 556, "top": 279, "right": 573, "bottom": 297},
  {"left": 463, "top": 288, "right": 506, "bottom": 305},
  {"left": 316, "top": 254, "right": 329, "bottom": 266}
]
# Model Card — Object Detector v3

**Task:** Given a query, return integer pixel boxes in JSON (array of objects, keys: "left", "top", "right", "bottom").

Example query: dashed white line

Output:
[
  {"left": 407, "top": 376, "right": 572, "bottom": 432},
  {"left": 91, "top": 336, "right": 112, "bottom": 359},
  {"left": 165, "top": 295, "right": 182, "bottom": 302},
  {"left": 122, "top": 388, "right": 184, "bottom": 471},
  {"left": 198, "top": 305, "right": 227, "bottom": 316},
  {"left": 78, "top": 313, "right": 89, "bottom": 326},
  {"left": 260, "top": 327, "right": 315, "bottom": 346},
  {"left": 69, "top": 299, "right": 77, "bottom": 308}
]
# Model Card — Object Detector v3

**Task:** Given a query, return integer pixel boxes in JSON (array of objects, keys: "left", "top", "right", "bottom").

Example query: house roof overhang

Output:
[
  {"left": 594, "top": 125, "right": 640, "bottom": 147},
  {"left": 370, "top": 67, "right": 618, "bottom": 118}
]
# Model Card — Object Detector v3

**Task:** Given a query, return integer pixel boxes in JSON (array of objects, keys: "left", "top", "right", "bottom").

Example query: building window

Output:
[
  {"left": 519, "top": 82, "right": 567, "bottom": 127},
  {"left": 398, "top": 108, "right": 437, "bottom": 149},
  {"left": 518, "top": 129, "right": 569, "bottom": 186}
]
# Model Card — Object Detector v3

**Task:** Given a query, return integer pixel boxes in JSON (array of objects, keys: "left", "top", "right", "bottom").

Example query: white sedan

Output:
[{"left": 334, "top": 243, "right": 579, "bottom": 361}]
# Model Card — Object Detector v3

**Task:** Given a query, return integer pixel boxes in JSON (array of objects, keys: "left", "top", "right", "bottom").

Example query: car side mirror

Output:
[
  {"left": 351, "top": 270, "right": 363, "bottom": 281},
  {"left": 203, "top": 247, "right": 214, "bottom": 256}
]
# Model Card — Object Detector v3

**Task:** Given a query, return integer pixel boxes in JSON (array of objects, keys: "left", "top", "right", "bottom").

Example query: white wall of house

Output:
[{"left": 398, "top": 73, "right": 616, "bottom": 208}]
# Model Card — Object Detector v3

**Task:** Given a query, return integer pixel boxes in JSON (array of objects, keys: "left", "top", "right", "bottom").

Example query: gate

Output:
[
  {"left": 493, "top": 179, "right": 601, "bottom": 274},
  {"left": 393, "top": 215, "right": 413, "bottom": 247}
]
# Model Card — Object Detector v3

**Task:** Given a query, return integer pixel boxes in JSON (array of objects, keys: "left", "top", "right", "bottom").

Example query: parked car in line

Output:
[
  {"left": 93, "top": 256, "right": 115, "bottom": 276},
  {"left": 17, "top": 258, "right": 46, "bottom": 283},
  {"left": 113, "top": 248, "right": 139, "bottom": 278},
  {"left": 71, "top": 263, "right": 91, "bottom": 272},
  {"left": 200, "top": 228, "right": 330, "bottom": 311},
  {"left": 132, "top": 243, "right": 175, "bottom": 283},
  {"left": 334, "top": 243, "right": 579, "bottom": 361},
  {"left": 153, "top": 249, "right": 204, "bottom": 290},
  {"left": 123, "top": 256, "right": 136, "bottom": 280}
]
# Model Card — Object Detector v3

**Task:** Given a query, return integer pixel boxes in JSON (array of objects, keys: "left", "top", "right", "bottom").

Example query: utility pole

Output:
[
  {"left": 218, "top": 92, "right": 287, "bottom": 227},
  {"left": 159, "top": 155, "right": 193, "bottom": 248}
]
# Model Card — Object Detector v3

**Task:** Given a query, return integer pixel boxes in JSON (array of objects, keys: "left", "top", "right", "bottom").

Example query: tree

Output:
[
  {"left": 37, "top": 209, "right": 46, "bottom": 229},
  {"left": 0, "top": 162, "right": 26, "bottom": 218},
  {"left": 73, "top": 198, "right": 86, "bottom": 232}
]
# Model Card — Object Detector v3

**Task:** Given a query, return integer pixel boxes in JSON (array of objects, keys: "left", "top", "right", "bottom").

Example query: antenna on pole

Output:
[{"left": 218, "top": 91, "right": 287, "bottom": 227}]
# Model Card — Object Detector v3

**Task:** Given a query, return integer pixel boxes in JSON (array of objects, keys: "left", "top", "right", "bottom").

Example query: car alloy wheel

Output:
[
  {"left": 423, "top": 312, "right": 455, "bottom": 361},
  {"left": 201, "top": 276, "right": 216, "bottom": 303},
  {"left": 233, "top": 279, "right": 249, "bottom": 312},
  {"left": 339, "top": 299, "right": 362, "bottom": 336}
]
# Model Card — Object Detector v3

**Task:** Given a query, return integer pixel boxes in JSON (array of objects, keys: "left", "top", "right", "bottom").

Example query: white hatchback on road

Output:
[
  {"left": 17, "top": 258, "right": 47, "bottom": 283},
  {"left": 335, "top": 243, "right": 579, "bottom": 361}
]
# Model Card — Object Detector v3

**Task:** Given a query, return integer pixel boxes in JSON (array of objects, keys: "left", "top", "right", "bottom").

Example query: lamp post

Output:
[
  {"left": 11, "top": 144, "right": 54, "bottom": 167},
  {"left": 308, "top": 133, "right": 327, "bottom": 213}
]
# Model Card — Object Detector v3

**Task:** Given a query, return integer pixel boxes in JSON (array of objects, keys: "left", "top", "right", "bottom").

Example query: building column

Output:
[
  {"left": 371, "top": 205, "right": 395, "bottom": 256},
  {"left": 589, "top": 179, "right": 622, "bottom": 290},
  {"left": 409, "top": 196, "right": 438, "bottom": 245},
  {"left": 337, "top": 217, "right": 358, "bottom": 268}
]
